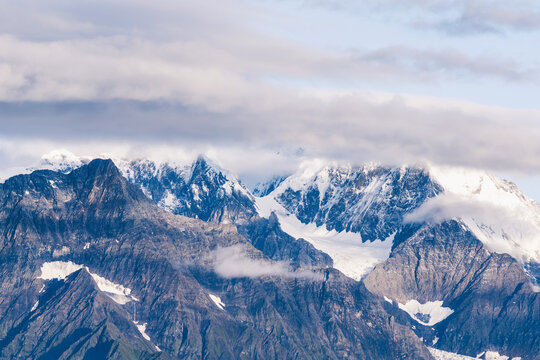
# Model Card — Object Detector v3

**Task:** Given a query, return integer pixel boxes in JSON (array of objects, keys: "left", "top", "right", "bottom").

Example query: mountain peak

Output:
[{"left": 40, "top": 149, "right": 84, "bottom": 171}]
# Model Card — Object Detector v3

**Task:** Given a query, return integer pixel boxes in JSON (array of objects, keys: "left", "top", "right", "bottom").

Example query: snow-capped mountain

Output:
[
  {"left": 255, "top": 159, "right": 540, "bottom": 282},
  {"left": 3, "top": 151, "right": 538, "bottom": 359},
  {"left": 120, "top": 156, "right": 257, "bottom": 224},
  {"left": 0, "top": 159, "right": 431, "bottom": 359},
  {"left": 31, "top": 150, "right": 257, "bottom": 225},
  {"left": 262, "top": 159, "right": 442, "bottom": 240},
  {"left": 30, "top": 150, "right": 540, "bottom": 282},
  {"left": 255, "top": 160, "right": 539, "bottom": 358}
]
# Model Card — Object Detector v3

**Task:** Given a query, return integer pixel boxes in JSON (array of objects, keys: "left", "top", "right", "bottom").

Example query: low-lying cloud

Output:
[
  {"left": 404, "top": 193, "right": 540, "bottom": 262},
  {"left": 212, "top": 245, "right": 321, "bottom": 280},
  {"left": 404, "top": 193, "right": 539, "bottom": 231}
]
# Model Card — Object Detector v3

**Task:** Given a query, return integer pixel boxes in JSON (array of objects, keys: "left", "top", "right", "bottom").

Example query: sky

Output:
[{"left": 0, "top": 0, "right": 539, "bottom": 199}]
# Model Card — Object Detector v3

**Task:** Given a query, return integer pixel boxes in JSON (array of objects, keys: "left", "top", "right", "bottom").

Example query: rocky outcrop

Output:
[
  {"left": 0, "top": 269, "right": 171, "bottom": 359},
  {"left": 237, "top": 212, "right": 333, "bottom": 269}
]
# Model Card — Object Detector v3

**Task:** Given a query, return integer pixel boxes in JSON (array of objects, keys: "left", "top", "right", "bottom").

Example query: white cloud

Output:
[
  {"left": 305, "top": 0, "right": 540, "bottom": 34},
  {"left": 211, "top": 245, "right": 321, "bottom": 279},
  {"left": 404, "top": 193, "right": 540, "bottom": 262}
]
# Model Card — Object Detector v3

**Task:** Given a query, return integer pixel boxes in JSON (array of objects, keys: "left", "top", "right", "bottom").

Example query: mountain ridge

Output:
[{"left": 0, "top": 158, "right": 433, "bottom": 359}]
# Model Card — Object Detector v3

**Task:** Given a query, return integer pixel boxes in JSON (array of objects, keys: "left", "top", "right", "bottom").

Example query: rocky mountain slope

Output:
[
  {"left": 0, "top": 159, "right": 432, "bottom": 359},
  {"left": 14, "top": 150, "right": 540, "bottom": 359},
  {"left": 364, "top": 221, "right": 539, "bottom": 359}
]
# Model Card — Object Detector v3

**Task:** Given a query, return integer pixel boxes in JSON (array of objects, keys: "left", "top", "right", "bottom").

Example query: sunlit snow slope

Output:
[
  {"left": 414, "top": 166, "right": 540, "bottom": 264},
  {"left": 256, "top": 160, "right": 540, "bottom": 281},
  {"left": 255, "top": 195, "right": 393, "bottom": 280}
]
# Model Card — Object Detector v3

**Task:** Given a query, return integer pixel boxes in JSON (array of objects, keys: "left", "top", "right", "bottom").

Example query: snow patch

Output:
[
  {"left": 38, "top": 261, "right": 137, "bottom": 304},
  {"left": 38, "top": 261, "right": 83, "bottom": 280},
  {"left": 428, "top": 347, "right": 476, "bottom": 360},
  {"left": 88, "top": 272, "right": 133, "bottom": 305},
  {"left": 209, "top": 294, "right": 225, "bottom": 310},
  {"left": 31, "top": 301, "right": 39, "bottom": 312},
  {"left": 157, "top": 190, "right": 181, "bottom": 211},
  {"left": 428, "top": 347, "right": 521, "bottom": 360},
  {"left": 397, "top": 299, "right": 453, "bottom": 326},
  {"left": 135, "top": 322, "right": 151, "bottom": 341},
  {"left": 429, "top": 348, "right": 520, "bottom": 360},
  {"left": 83, "top": 242, "right": 90, "bottom": 250},
  {"left": 133, "top": 322, "right": 161, "bottom": 351},
  {"left": 255, "top": 195, "right": 393, "bottom": 280}
]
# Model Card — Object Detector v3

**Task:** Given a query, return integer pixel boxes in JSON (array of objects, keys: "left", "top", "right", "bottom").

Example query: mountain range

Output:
[{"left": 0, "top": 149, "right": 538, "bottom": 359}]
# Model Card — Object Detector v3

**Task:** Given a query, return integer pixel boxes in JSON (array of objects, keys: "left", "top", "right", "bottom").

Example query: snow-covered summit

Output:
[
  {"left": 29, "top": 149, "right": 90, "bottom": 173},
  {"left": 255, "top": 160, "right": 540, "bottom": 279},
  {"left": 31, "top": 150, "right": 257, "bottom": 224},
  {"left": 121, "top": 155, "right": 256, "bottom": 223},
  {"left": 258, "top": 159, "right": 441, "bottom": 241},
  {"left": 254, "top": 159, "right": 440, "bottom": 279},
  {"left": 411, "top": 165, "right": 540, "bottom": 264}
]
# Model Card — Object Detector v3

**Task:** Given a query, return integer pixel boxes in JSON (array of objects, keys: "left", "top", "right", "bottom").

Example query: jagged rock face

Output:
[
  {"left": 271, "top": 165, "right": 442, "bottom": 241},
  {"left": 0, "top": 159, "right": 433, "bottom": 360},
  {"left": 33, "top": 153, "right": 258, "bottom": 226},
  {"left": 363, "top": 221, "right": 540, "bottom": 360},
  {"left": 252, "top": 175, "right": 288, "bottom": 197},
  {"left": 121, "top": 157, "right": 257, "bottom": 225},
  {"left": 237, "top": 213, "right": 333, "bottom": 270}
]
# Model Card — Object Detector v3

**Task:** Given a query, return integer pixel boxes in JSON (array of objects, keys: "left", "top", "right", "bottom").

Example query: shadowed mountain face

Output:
[
  {"left": 363, "top": 221, "right": 540, "bottom": 359},
  {"left": 0, "top": 159, "right": 433, "bottom": 359},
  {"left": 236, "top": 213, "right": 334, "bottom": 270}
]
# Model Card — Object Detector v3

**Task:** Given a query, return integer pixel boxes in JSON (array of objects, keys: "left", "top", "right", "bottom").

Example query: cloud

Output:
[
  {"left": 300, "top": 0, "right": 540, "bottom": 35},
  {"left": 0, "top": 0, "right": 539, "bottom": 180},
  {"left": 403, "top": 193, "right": 515, "bottom": 224},
  {"left": 404, "top": 193, "right": 540, "bottom": 261},
  {"left": 0, "top": 30, "right": 534, "bottom": 105},
  {"left": 358, "top": 46, "right": 534, "bottom": 82},
  {"left": 211, "top": 245, "right": 321, "bottom": 279},
  {"left": 425, "top": 1, "right": 540, "bottom": 35},
  {"left": 1, "top": 91, "right": 540, "bottom": 178}
]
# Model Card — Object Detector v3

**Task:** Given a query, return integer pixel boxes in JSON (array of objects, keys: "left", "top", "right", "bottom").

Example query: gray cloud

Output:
[
  {"left": 0, "top": 1, "right": 535, "bottom": 108},
  {"left": 211, "top": 245, "right": 321, "bottom": 279},
  {"left": 1, "top": 92, "right": 540, "bottom": 177},
  {"left": 0, "top": 0, "right": 539, "bottom": 181}
]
